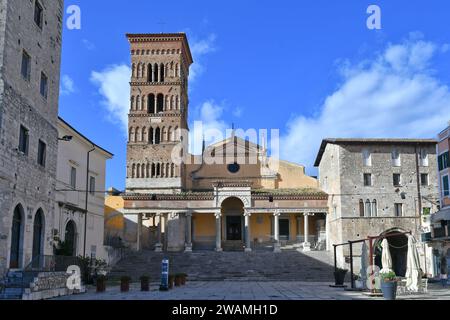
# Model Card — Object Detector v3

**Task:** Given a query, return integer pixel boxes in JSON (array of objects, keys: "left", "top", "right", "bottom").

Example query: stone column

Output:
[
  {"left": 137, "top": 213, "right": 143, "bottom": 251},
  {"left": 273, "top": 211, "right": 281, "bottom": 253},
  {"left": 155, "top": 213, "right": 163, "bottom": 252},
  {"left": 185, "top": 212, "right": 193, "bottom": 252},
  {"left": 303, "top": 213, "right": 311, "bottom": 252},
  {"left": 295, "top": 216, "right": 302, "bottom": 248},
  {"left": 244, "top": 210, "right": 252, "bottom": 252},
  {"left": 215, "top": 211, "right": 223, "bottom": 252}
]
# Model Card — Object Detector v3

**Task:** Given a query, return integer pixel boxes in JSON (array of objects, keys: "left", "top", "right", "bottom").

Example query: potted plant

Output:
[
  {"left": 120, "top": 276, "right": 131, "bottom": 292},
  {"left": 353, "top": 274, "right": 363, "bottom": 289},
  {"left": 139, "top": 275, "right": 150, "bottom": 291},
  {"left": 174, "top": 274, "right": 182, "bottom": 287},
  {"left": 334, "top": 268, "right": 348, "bottom": 286},
  {"left": 168, "top": 275, "right": 175, "bottom": 289},
  {"left": 179, "top": 273, "right": 188, "bottom": 285},
  {"left": 380, "top": 271, "right": 398, "bottom": 300},
  {"left": 96, "top": 275, "right": 106, "bottom": 293}
]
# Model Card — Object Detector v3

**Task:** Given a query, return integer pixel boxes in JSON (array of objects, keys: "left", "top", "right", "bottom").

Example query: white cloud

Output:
[
  {"left": 82, "top": 39, "right": 95, "bottom": 51},
  {"left": 280, "top": 36, "right": 450, "bottom": 173},
  {"left": 189, "top": 34, "right": 217, "bottom": 83},
  {"left": 60, "top": 75, "right": 75, "bottom": 95},
  {"left": 90, "top": 64, "right": 131, "bottom": 133},
  {"left": 189, "top": 100, "right": 228, "bottom": 154}
]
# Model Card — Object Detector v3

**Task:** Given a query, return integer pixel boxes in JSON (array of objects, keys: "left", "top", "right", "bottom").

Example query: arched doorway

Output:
[
  {"left": 374, "top": 230, "right": 409, "bottom": 277},
  {"left": 65, "top": 221, "right": 77, "bottom": 257},
  {"left": 32, "top": 209, "right": 45, "bottom": 267},
  {"left": 221, "top": 197, "right": 245, "bottom": 249},
  {"left": 9, "top": 204, "right": 25, "bottom": 268}
]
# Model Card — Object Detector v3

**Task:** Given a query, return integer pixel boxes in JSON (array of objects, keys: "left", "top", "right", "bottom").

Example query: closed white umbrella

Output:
[
  {"left": 380, "top": 239, "right": 393, "bottom": 274},
  {"left": 360, "top": 241, "right": 369, "bottom": 289},
  {"left": 405, "top": 235, "right": 422, "bottom": 292}
]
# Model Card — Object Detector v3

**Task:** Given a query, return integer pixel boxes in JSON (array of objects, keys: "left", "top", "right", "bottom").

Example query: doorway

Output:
[
  {"left": 9, "top": 205, "right": 24, "bottom": 269},
  {"left": 226, "top": 216, "right": 242, "bottom": 241},
  {"left": 32, "top": 209, "right": 45, "bottom": 267},
  {"left": 279, "top": 219, "right": 290, "bottom": 241}
]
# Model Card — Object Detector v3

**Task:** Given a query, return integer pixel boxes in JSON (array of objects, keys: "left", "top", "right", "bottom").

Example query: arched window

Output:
[
  {"left": 175, "top": 95, "right": 179, "bottom": 110},
  {"left": 136, "top": 164, "right": 141, "bottom": 178},
  {"left": 170, "top": 95, "right": 174, "bottom": 110},
  {"left": 151, "top": 163, "right": 156, "bottom": 178},
  {"left": 165, "top": 96, "right": 169, "bottom": 111},
  {"left": 142, "top": 127, "right": 147, "bottom": 143},
  {"left": 132, "top": 164, "right": 136, "bottom": 178},
  {"left": 157, "top": 94, "right": 164, "bottom": 113},
  {"left": 129, "top": 127, "right": 135, "bottom": 142},
  {"left": 157, "top": 163, "right": 161, "bottom": 177},
  {"left": 174, "top": 126, "right": 179, "bottom": 141},
  {"left": 141, "top": 63, "right": 146, "bottom": 78},
  {"left": 132, "top": 63, "right": 136, "bottom": 78},
  {"left": 141, "top": 164, "right": 145, "bottom": 178},
  {"left": 146, "top": 164, "right": 150, "bottom": 178},
  {"left": 136, "top": 64, "right": 141, "bottom": 78},
  {"left": 359, "top": 200, "right": 364, "bottom": 217},
  {"left": 153, "top": 63, "right": 159, "bottom": 82},
  {"left": 160, "top": 63, "right": 165, "bottom": 82},
  {"left": 175, "top": 63, "right": 179, "bottom": 77},
  {"left": 135, "top": 127, "right": 141, "bottom": 142},
  {"left": 149, "top": 127, "right": 154, "bottom": 145},
  {"left": 171, "top": 163, "right": 175, "bottom": 177},
  {"left": 372, "top": 200, "right": 378, "bottom": 217},
  {"left": 130, "top": 96, "right": 135, "bottom": 111},
  {"left": 365, "top": 200, "right": 372, "bottom": 217},
  {"left": 161, "top": 163, "right": 165, "bottom": 177},
  {"left": 162, "top": 127, "right": 166, "bottom": 142},
  {"left": 148, "top": 94, "right": 155, "bottom": 114},
  {"left": 168, "top": 127, "right": 173, "bottom": 142},
  {"left": 155, "top": 127, "right": 161, "bottom": 145},
  {"left": 65, "top": 220, "right": 77, "bottom": 257},
  {"left": 166, "top": 163, "right": 170, "bottom": 177},
  {"left": 148, "top": 63, "right": 153, "bottom": 82},
  {"left": 136, "top": 96, "right": 141, "bottom": 111}
]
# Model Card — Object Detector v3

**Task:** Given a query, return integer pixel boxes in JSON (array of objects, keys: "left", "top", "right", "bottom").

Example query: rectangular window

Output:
[
  {"left": 37, "top": 140, "right": 46, "bottom": 167},
  {"left": 70, "top": 167, "right": 77, "bottom": 189},
  {"left": 394, "top": 203, "right": 403, "bottom": 217},
  {"left": 362, "top": 149, "right": 372, "bottom": 167},
  {"left": 18, "top": 125, "right": 29, "bottom": 154},
  {"left": 393, "top": 174, "right": 401, "bottom": 187},
  {"left": 34, "top": 1, "right": 43, "bottom": 28},
  {"left": 443, "top": 175, "right": 449, "bottom": 197},
  {"left": 420, "top": 173, "right": 429, "bottom": 186},
  {"left": 21, "top": 50, "right": 31, "bottom": 81},
  {"left": 392, "top": 149, "right": 401, "bottom": 167},
  {"left": 363, "top": 173, "right": 372, "bottom": 187},
  {"left": 438, "top": 152, "right": 449, "bottom": 171},
  {"left": 40, "top": 72, "right": 48, "bottom": 99},
  {"left": 419, "top": 149, "right": 429, "bottom": 167},
  {"left": 89, "top": 176, "right": 96, "bottom": 195}
]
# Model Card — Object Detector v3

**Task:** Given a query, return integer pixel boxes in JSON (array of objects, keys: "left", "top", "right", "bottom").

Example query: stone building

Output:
[
  {"left": 122, "top": 33, "right": 329, "bottom": 253},
  {"left": 0, "top": 0, "right": 64, "bottom": 275},
  {"left": 55, "top": 117, "right": 113, "bottom": 261},
  {"left": 314, "top": 138, "right": 440, "bottom": 277},
  {"left": 429, "top": 123, "right": 450, "bottom": 276}
]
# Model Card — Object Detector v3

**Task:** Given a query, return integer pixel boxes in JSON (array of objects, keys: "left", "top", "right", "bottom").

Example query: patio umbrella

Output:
[
  {"left": 380, "top": 239, "right": 393, "bottom": 273},
  {"left": 405, "top": 235, "right": 422, "bottom": 292},
  {"left": 360, "top": 241, "right": 369, "bottom": 289}
]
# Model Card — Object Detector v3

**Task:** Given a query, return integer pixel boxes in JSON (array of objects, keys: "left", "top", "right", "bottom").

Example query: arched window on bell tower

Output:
[
  {"left": 148, "top": 94, "right": 155, "bottom": 114},
  {"left": 157, "top": 94, "right": 164, "bottom": 113},
  {"left": 160, "top": 63, "right": 165, "bottom": 82},
  {"left": 153, "top": 63, "right": 159, "bottom": 82},
  {"left": 155, "top": 127, "right": 161, "bottom": 144},
  {"left": 148, "top": 63, "right": 153, "bottom": 82},
  {"left": 149, "top": 127, "right": 154, "bottom": 145}
]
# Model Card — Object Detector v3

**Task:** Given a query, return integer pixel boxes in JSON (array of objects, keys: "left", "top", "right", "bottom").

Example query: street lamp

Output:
[{"left": 83, "top": 144, "right": 96, "bottom": 258}]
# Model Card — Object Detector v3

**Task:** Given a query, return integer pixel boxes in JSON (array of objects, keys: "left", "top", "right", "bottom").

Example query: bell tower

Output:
[{"left": 125, "top": 33, "right": 193, "bottom": 193}]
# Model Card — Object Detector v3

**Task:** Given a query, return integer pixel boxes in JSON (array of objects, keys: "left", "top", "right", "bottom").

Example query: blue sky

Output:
[{"left": 59, "top": 1, "right": 450, "bottom": 191}]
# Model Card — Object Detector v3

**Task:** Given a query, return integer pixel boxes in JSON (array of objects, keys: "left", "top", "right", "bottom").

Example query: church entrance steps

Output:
[{"left": 108, "top": 250, "right": 336, "bottom": 282}]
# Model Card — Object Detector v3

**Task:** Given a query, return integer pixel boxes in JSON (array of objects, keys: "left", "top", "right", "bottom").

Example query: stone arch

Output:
[
  {"left": 9, "top": 203, "right": 25, "bottom": 268},
  {"left": 64, "top": 220, "right": 77, "bottom": 256},
  {"left": 217, "top": 195, "right": 250, "bottom": 209},
  {"left": 374, "top": 228, "right": 409, "bottom": 277}
]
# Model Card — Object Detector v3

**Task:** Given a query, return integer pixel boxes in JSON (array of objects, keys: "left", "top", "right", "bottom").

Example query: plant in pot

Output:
[
  {"left": 334, "top": 268, "right": 348, "bottom": 286},
  {"left": 353, "top": 274, "right": 363, "bottom": 289},
  {"left": 96, "top": 275, "right": 107, "bottom": 293},
  {"left": 179, "top": 273, "right": 188, "bottom": 285},
  {"left": 380, "top": 271, "right": 398, "bottom": 300},
  {"left": 174, "top": 274, "right": 182, "bottom": 287},
  {"left": 120, "top": 276, "right": 132, "bottom": 292},
  {"left": 140, "top": 275, "right": 150, "bottom": 292},
  {"left": 168, "top": 275, "right": 175, "bottom": 289}
]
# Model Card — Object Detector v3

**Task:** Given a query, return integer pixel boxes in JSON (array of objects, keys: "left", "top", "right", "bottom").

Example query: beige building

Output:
[
  {"left": 123, "top": 33, "right": 329, "bottom": 253},
  {"left": 56, "top": 118, "right": 113, "bottom": 260}
]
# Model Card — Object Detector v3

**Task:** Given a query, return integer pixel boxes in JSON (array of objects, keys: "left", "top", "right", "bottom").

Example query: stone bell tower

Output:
[{"left": 125, "top": 33, "right": 193, "bottom": 193}]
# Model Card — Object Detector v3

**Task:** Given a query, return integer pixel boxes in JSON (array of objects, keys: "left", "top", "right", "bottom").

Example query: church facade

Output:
[{"left": 122, "top": 33, "right": 329, "bottom": 253}]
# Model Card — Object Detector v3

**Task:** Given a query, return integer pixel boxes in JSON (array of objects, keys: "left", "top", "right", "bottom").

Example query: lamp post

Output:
[{"left": 83, "top": 144, "right": 96, "bottom": 258}]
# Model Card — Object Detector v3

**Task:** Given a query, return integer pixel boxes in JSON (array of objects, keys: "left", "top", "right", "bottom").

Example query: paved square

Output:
[{"left": 53, "top": 281, "right": 450, "bottom": 300}]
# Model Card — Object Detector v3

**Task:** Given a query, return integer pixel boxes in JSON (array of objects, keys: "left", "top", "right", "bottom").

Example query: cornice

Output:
[{"left": 130, "top": 81, "right": 184, "bottom": 86}]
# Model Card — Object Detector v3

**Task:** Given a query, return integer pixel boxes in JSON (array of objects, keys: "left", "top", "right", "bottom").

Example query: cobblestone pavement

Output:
[{"left": 53, "top": 281, "right": 450, "bottom": 300}]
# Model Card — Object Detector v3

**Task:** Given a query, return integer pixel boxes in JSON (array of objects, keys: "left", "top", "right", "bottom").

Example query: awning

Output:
[{"left": 431, "top": 207, "right": 450, "bottom": 223}]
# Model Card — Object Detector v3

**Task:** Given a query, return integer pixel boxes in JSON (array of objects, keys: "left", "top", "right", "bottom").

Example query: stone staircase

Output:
[
  {"left": 109, "top": 249, "right": 336, "bottom": 282},
  {"left": 0, "top": 270, "right": 36, "bottom": 300}
]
